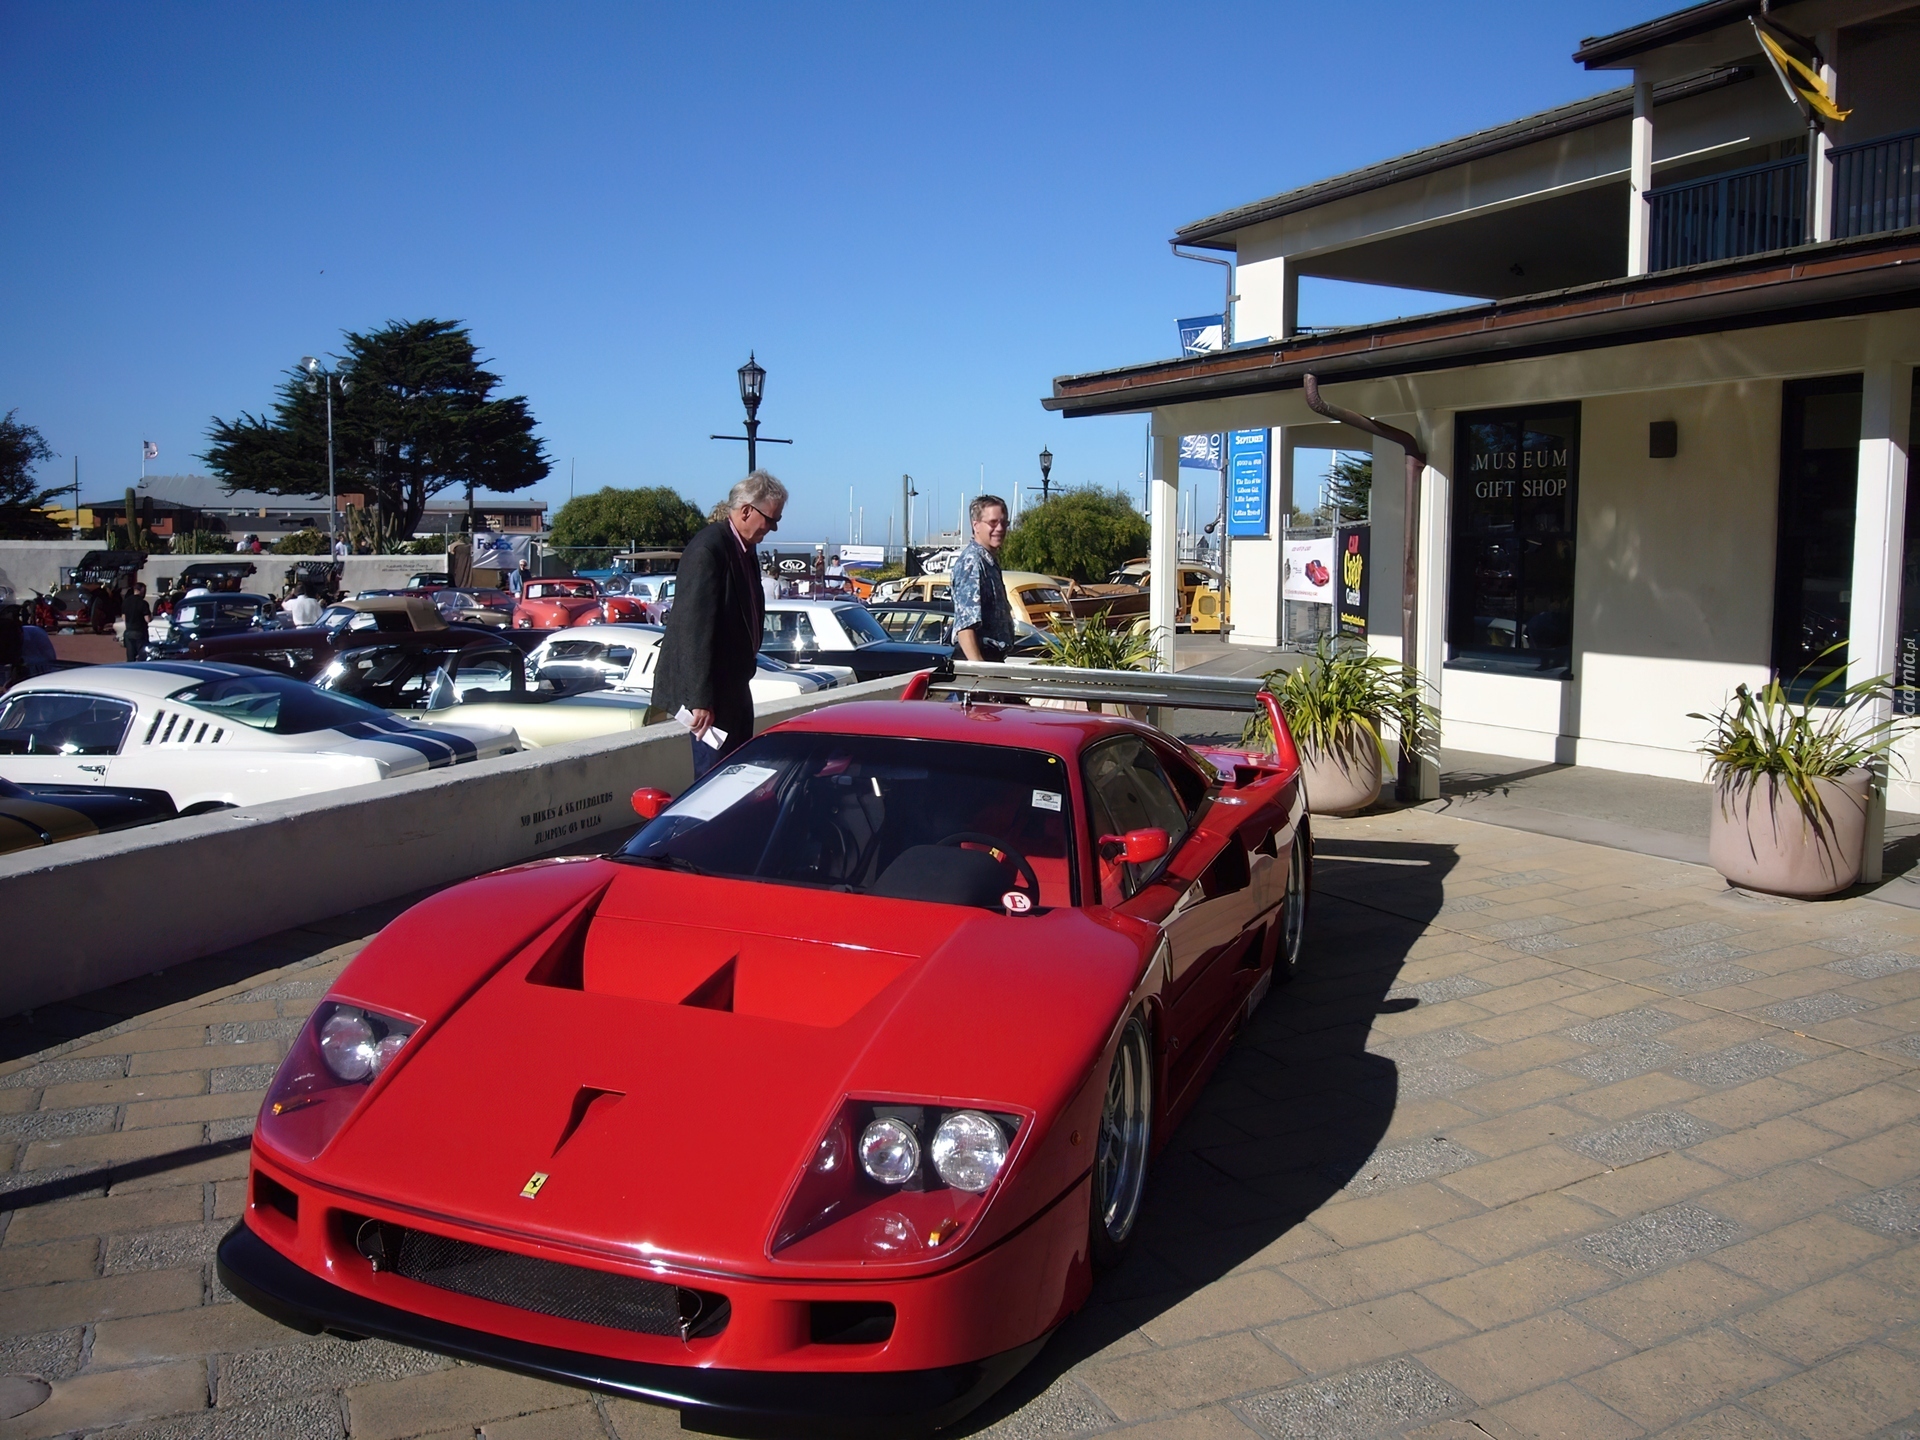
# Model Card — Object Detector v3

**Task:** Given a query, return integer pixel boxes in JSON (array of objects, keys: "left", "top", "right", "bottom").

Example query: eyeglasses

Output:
[
  {"left": 744, "top": 502, "right": 781, "bottom": 531},
  {"left": 979, "top": 517, "right": 1008, "bottom": 529}
]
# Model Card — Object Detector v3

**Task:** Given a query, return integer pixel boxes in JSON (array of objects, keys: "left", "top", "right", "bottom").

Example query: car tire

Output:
[
  {"left": 1273, "top": 824, "right": 1311, "bottom": 985},
  {"left": 1090, "top": 1010, "right": 1153, "bottom": 1269}
]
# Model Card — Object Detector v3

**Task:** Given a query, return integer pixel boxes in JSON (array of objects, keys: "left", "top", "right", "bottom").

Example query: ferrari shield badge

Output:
[{"left": 520, "top": 1171, "right": 550, "bottom": 1200}]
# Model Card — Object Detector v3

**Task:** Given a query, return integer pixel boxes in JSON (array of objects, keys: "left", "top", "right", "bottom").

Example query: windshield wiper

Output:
[{"left": 624, "top": 852, "right": 706, "bottom": 876}]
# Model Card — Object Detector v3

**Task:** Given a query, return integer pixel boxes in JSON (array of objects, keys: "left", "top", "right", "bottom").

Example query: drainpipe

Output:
[{"left": 1303, "top": 374, "right": 1429, "bottom": 802}]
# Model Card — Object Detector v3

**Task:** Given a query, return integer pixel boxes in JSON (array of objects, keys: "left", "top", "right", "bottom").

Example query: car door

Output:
[
  {"left": 1087, "top": 735, "right": 1258, "bottom": 1107},
  {"left": 0, "top": 691, "right": 138, "bottom": 786}
]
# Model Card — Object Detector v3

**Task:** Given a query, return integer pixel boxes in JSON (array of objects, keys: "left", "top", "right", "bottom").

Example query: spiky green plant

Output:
[
  {"left": 1241, "top": 639, "right": 1438, "bottom": 763},
  {"left": 1033, "top": 608, "right": 1160, "bottom": 672},
  {"left": 1691, "top": 649, "right": 1912, "bottom": 837}
]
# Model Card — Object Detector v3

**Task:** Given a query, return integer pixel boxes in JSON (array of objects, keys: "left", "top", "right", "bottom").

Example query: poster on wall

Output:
[
  {"left": 1335, "top": 524, "right": 1370, "bottom": 639},
  {"left": 1227, "top": 429, "right": 1270, "bottom": 536},
  {"left": 1282, "top": 535, "right": 1335, "bottom": 604}
]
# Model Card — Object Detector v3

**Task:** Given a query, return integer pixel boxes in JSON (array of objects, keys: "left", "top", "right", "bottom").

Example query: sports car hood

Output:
[{"left": 315, "top": 863, "right": 1142, "bottom": 1275}]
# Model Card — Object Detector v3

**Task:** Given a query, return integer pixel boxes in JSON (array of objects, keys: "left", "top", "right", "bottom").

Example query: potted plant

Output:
[
  {"left": 1032, "top": 609, "right": 1159, "bottom": 715},
  {"left": 1693, "top": 660, "right": 1910, "bottom": 897},
  {"left": 1244, "top": 641, "right": 1438, "bottom": 815}
]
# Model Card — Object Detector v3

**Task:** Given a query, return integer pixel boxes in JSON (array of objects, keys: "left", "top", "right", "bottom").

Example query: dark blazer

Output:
[{"left": 650, "top": 519, "right": 763, "bottom": 736}]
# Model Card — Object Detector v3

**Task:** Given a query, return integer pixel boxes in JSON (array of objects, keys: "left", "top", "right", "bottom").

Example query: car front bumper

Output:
[{"left": 218, "top": 1216, "right": 1060, "bottom": 1439}]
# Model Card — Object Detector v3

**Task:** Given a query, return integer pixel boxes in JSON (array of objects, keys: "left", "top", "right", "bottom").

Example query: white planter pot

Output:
[
  {"left": 1708, "top": 769, "right": 1872, "bottom": 898},
  {"left": 1300, "top": 722, "right": 1385, "bottom": 816}
]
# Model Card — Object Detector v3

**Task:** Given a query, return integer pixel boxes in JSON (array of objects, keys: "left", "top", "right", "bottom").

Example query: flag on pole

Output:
[
  {"left": 143, "top": 441, "right": 159, "bottom": 460},
  {"left": 1752, "top": 20, "right": 1850, "bottom": 122}
]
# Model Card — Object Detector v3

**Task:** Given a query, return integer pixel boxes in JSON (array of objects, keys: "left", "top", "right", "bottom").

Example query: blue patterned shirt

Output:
[{"left": 950, "top": 541, "right": 1014, "bottom": 653}]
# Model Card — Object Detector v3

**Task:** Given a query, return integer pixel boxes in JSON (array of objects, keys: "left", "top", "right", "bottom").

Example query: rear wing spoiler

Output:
[{"left": 900, "top": 661, "right": 1298, "bottom": 770}]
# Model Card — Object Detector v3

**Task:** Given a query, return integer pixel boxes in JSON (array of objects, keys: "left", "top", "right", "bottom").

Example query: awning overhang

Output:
[{"left": 1043, "top": 229, "right": 1920, "bottom": 420}]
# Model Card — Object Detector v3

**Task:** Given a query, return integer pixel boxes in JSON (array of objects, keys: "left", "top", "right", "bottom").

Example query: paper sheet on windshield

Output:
[{"left": 671, "top": 764, "right": 777, "bottom": 822}]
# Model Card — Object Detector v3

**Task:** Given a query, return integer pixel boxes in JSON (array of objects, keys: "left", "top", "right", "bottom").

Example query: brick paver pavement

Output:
[{"left": 2, "top": 808, "right": 1918, "bottom": 1438}]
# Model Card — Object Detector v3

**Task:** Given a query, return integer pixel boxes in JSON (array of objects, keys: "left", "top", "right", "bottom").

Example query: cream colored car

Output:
[
  {"left": 315, "top": 641, "right": 656, "bottom": 747},
  {"left": 890, "top": 569, "right": 1072, "bottom": 630}
]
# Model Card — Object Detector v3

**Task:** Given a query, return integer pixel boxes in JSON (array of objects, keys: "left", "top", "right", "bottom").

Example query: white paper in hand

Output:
[{"left": 674, "top": 706, "right": 729, "bottom": 750}]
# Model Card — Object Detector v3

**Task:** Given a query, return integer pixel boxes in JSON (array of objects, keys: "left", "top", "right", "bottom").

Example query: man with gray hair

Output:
[
  {"left": 951, "top": 493, "right": 1014, "bottom": 662},
  {"left": 651, "top": 471, "right": 789, "bottom": 777}
]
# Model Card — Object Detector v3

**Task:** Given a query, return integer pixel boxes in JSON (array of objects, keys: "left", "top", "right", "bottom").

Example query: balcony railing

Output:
[
  {"left": 1648, "top": 156, "right": 1806, "bottom": 270},
  {"left": 1833, "top": 126, "right": 1920, "bottom": 240}
]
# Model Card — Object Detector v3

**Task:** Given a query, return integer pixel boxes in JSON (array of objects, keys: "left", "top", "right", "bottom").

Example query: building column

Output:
[
  {"left": 1234, "top": 254, "right": 1298, "bottom": 344},
  {"left": 1414, "top": 410, "right": 1452, "bottom": 801},
  {"left": 1150, "top": 429, "right": 1181, "bottom": 674},
  {"left": 1848, "top": 361, "right": 1915, "bottom": 882},
  {"left": 1628, "top": 76, "right": 1654, "bottom": 277},
  {"left": 1811, "top": 34, "right": 1839, "bottom": 243}
]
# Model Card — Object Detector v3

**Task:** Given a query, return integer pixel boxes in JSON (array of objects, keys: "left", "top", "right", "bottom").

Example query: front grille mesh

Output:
[{"left": 383, "top": 1224, "right": 723, "bottom": 1338}]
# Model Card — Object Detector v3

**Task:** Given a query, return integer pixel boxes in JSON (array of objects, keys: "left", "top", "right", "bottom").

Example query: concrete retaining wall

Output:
[
  {"left": 0, "top": 674, "right": 912, "bottom": 1016},
  {"left": 0, "top": 543, "right": 456, "bottom": 603}
]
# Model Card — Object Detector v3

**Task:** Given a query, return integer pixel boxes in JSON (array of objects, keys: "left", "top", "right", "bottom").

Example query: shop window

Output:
[
  {"left": 1773, "top": 375, "right": 1863, "bottom": 694},
  {"left": 1448, "top": 405, "right": 1580, "bottom": 676},
  {"left": 1895, "top": 377, "right": 1920, "bottom": 715}
]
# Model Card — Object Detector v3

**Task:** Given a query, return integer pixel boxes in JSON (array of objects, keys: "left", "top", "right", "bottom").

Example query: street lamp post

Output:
[
  {"left": 300, "top": 357, "right": 344, "bottom": 556},
  {"left": 1038, "top": 447, "right": 1053, "bottom": 504},
  {"left": 710, "top": 352, "right": 792, "bottom": 474}
]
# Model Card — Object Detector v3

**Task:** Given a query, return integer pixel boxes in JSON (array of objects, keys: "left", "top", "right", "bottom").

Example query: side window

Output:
[
  {"left": 1082, "top": 737, "right": 1191, "bottom": 903},
  {"left": 455, "top": 653, "right": 518, "bottom": 694},
  {"left": 0, "top": 694, "right": 137, "bottom": 756},
  {"left": 765, "top": 613, "right": 816, "bottom": 648}
]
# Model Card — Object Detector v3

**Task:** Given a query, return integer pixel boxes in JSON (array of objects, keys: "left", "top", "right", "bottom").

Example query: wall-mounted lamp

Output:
[{"left": 1649, "top": 420, "right": 1678, "bottom": 459}]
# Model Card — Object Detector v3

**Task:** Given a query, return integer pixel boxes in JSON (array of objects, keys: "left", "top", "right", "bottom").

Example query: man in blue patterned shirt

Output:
[{"left": 950, "top": 494, "right": 1015, "bottom": 661}]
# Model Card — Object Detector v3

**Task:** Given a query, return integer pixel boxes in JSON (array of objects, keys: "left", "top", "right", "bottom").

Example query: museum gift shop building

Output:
[{"left": 1045, "top": 0, "right": 1920, "bottom": 827}]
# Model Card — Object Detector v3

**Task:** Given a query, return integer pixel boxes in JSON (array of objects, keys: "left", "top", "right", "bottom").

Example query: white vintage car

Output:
[
  {"left": 0, "top": 663, "right": 518, "bottom": 815},
  {"left": 314, "top": 641, "right": 657, "bottom": 748},
  {"left": 525, "top": 624, "right": 851, "bottom": 702}
]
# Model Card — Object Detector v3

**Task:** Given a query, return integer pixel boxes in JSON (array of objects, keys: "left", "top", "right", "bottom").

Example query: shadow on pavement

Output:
[{"left": 955, "top": 833, "right": 1455, "bottom": 1431}]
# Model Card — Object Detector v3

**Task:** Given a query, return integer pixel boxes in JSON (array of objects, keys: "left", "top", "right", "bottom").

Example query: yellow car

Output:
[{"left": 892, "top": 569, "right": 1072, "bottom": 630}]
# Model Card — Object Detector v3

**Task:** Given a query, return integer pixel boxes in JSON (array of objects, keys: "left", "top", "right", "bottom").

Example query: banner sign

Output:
[
  {"left": 1281, "top": 535, "right": 1334, "bottom": 605},
  {"left": 837, "top": 545, "right": 885, "bottom": 569},
  {"left": 1177, "top": 315, "right": 1224, "bottom": 355},
  {"left": 471, "top": 531, "right": 531, "bottom": 570},
  {"left": 1227, "top": 429, "right": 1270, "bottom": 537},
  {"left": 1335, "top": 524, "right": 1370, "bottom": 639},
  {"left": 1179, "top": 432, "right": 1222, "bottom": 470}
]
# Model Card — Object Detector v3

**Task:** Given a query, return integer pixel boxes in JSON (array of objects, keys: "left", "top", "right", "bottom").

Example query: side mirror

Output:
[
  {"left": 1098, "top": 827, "right": 1170, "bottom": 865},
  {"left": 631, "top": 787, "right": 673, "bottom": 820}
]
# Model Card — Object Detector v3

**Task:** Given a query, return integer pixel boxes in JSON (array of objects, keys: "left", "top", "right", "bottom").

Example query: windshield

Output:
[
  {"left": 319, "top": 649, "right": 455, "bottom": 708},
  {"left": 833, "top": 606, "right": 890, "bottom": 647},
  {"left": 171, "top": 673, "right": 396, "bottom": 735},
  {"left": 177, "top": 598, "right": 264, "bottom": 625},
  {"left": 618, "top": 733, "right": 1076, "bottom": 909}
]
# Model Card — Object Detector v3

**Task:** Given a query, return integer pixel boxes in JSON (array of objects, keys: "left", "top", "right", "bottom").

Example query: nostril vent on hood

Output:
[
  {"left": 554, "top": 1087, "right": 625, "bottom": 1157},
  {"left": 681, "top": 957, "right": 735, "bottom": 1013}
]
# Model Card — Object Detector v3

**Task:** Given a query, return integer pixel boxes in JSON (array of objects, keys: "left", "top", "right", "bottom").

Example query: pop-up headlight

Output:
[{"left": 256, "top": 1002, "right": 418, "bottom": 1163}]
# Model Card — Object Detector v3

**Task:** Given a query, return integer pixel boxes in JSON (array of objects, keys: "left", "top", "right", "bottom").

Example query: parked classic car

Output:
[
  {"left": 431, "top": 589, "right": 517, "bottom": 629},
  {"left": 216, "top": 664, "right": 1309, "bottom": 1435},
  {"left": 145, "top": 593, "right": 282, "bottom": 656},
  {"left": 885, "top": 570, "right": 1073, "bottom": 631},
  {"left": 316, "top": 643, "right": 657, "bottom": 748},
  {"left": 866, "top": 600, "right": 1050, "bottom": 657},
  {"left": 161, "top": 598, "right": 505, "bottom": 680},
  {"left": 759, "top": 600, "right": 953, "bottom": 682},
  {"left": 525, "top": 624, "right": 850, "bottom": 704},
  {"left": 0, "top": 663, "right": 517, "bottom": 814},
  {"left": 513, "top": 578, "right": 648, "bottom": 630},
  {"left": 0, "top": 773, "right": 177, "bottom": 855}
]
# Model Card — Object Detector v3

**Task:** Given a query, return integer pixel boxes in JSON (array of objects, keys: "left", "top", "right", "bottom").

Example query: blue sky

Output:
[{"left": 2, "top": 1, "right": 1656, "bottom": 545}]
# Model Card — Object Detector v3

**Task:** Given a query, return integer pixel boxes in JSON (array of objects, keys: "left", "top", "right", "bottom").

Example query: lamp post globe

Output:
[
  {"left": 737, "top": 353, "right": 765, "bottom": 421},
  {"left": 1038, "top": 446, "right": 1053, "bottom": 503}
]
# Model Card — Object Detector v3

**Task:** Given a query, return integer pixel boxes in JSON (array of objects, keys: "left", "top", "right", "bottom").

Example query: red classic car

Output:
[
  {"left": 217, "top": 664, "right": 1309, "bottom": 1437},
  {"left": 512, "top": 578, "right": 650, "bottom": 629}
]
